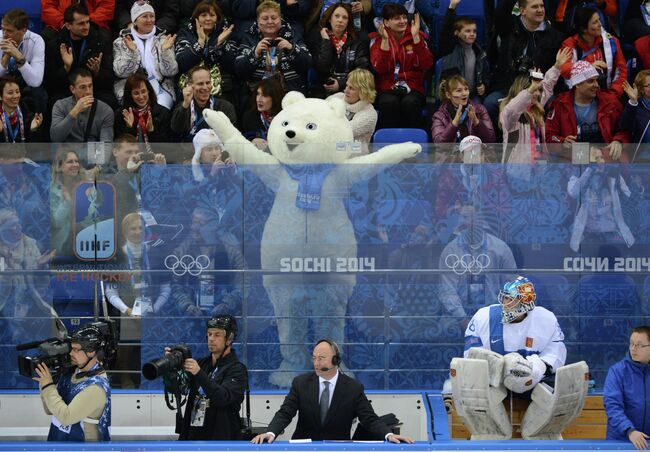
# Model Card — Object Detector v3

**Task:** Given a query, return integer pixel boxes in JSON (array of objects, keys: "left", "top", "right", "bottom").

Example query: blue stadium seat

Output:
[
  {"left": 433, "top": 57, "right": 445, "bottom": 99},
  {"left": 430, "top": 0, "right": 487, "bottom": 53},
  {"left": 373, "top": 128, "right": 429, "bottom": 145}
]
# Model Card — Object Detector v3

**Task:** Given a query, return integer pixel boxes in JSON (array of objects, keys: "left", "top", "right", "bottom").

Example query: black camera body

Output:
[
  {"left": 392, "top": 84, "right": 408, "bottom": 96},
  {"left": 16, "top": 319, "right": 117, "bottom": 380},
  {"left": 269, "top": 38, "right": 280, "bottom": 47},
  {"left": 142, "top": 343, "right": 192, "bottom": 380},
  {"left": 17, "top": 339, "right": 72, "bottom": 379},
  {"left": 513, "top": 54, "right": 535, "bottom": 76},
  {"left": 140, "top": 151, "right": 156, "bottom": 162}
]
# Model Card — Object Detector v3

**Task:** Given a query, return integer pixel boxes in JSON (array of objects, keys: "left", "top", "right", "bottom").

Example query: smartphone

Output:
[
  {"left": 529, "top": 70, "right": 544, "bottom": 80},
  {"left": 325, "top": 78, "right": 336, "bottom": 86}
]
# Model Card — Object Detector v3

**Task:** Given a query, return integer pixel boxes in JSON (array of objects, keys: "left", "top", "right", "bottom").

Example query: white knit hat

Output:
[
  {"left": 568, "top": 60, "right": 599, "bottom": 88},
  {"left": 191, "top": 129, "right": 223, "bottom": 181},
  {"left": 131, "top": 1, "right": 156, "bottom": 23},
  {"left": 458, "top": 135, "right": 482, "bottom": 153}
]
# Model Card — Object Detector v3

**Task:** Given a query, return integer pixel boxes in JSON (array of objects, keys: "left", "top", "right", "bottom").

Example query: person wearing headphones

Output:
[
  {"left": 251, "top": 339, "right": 414, "bottom": 443},
  {"left": 34, "top": 325, "right": 111, "bottom": 442},
  {"left": 176, "top": 315, "right": 249, "bottom": 440}
]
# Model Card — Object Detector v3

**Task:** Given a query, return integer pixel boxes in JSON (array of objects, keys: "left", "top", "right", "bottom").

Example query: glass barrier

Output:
[{"left": 1, "top": 142, "right": 649, "bottom": 391}]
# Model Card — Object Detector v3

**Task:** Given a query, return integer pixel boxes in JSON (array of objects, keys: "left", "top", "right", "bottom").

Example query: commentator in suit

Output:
[{"left": 251, "top": 339, "right": 414, "bottom": 444}]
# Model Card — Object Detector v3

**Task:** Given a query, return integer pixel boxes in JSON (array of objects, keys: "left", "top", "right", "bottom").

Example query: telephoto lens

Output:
[{"left": 142, "top": 344, "right": 192, "bottom": 380}]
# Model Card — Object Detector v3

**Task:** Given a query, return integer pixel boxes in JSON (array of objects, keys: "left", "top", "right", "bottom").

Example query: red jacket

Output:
[
  {"left": 555, "top": 0, "right": 617, "bottom": 23},
  {"left": 42, "top": 0, "right": 115, "bottom": 31},
  {"left": 560, "top": 33, "right": 627, "bottom": 96},
  {"left": 369, "top": 27, "right": 433, "bottom": 95},
  {"left": 545, "top": 90, "right": 631, "bottom": 161}
]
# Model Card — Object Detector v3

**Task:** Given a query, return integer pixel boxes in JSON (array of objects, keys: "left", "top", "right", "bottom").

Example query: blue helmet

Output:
[{"left": 498, "top": 276, "right": 536, "bottom": 323}]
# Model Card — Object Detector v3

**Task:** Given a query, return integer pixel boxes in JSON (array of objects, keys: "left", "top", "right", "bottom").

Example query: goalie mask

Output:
[{"left": 498, "top": 276, "right": 536, "bottom": 323}]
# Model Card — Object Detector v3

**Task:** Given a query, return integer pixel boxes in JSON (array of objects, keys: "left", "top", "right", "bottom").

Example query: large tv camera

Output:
[{"left": 16, "top": 319, "right": 117, "bottom": 380}]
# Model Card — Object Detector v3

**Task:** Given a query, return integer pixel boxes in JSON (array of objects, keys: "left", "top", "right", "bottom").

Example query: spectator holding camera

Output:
[
  {"left": 485, "top": 0, "right": 564, "bottom": 125},
  {"left": 439, "top": 0, "right": 488, "bottom": 99},
  {"left": 546, "top": 60, "right": 630, "bottom": 162},
  {"left": 370, "top": 4, "right": 433, "bottom": 129},
  {"left": 50, "top": 68, "right": 114, "bottom": 143},
  {"left": 34, "top": 325, "right": 111, "bottom": 441},
  {"left": 114, "top": 73, "right": 171, "bottom": 143},
  {"left": 235, "top": 1, "right": 312, "bottom": 99},
  {"left": 311, "top": 3, "right": 369, "bottom": 99},
  {"left": 500, "top": 48, "right": 570, "bottom": 164},
  {"left": 559, "top": 7, "right": 627, "bottom": 97},
  {"left": 174, "top": 315, "right": 248, "bottom": 440}
]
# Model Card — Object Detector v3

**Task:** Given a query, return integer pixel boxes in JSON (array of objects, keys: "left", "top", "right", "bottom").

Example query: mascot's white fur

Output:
[{"left": 204, "top": 91, "right": 420, "bottom": 386}]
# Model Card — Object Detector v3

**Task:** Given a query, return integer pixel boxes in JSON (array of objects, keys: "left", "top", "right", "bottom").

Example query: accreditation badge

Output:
[{"left": 190, "top": 397, "right": 208, "bottom": 427}]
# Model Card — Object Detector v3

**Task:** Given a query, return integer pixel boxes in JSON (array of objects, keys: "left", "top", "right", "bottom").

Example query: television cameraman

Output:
[
  {"left": 175, "top": 315, "right": 249, "bottom": 440},
  {"left": 33, "top": 325, "right": 111, "bottom": 441}
]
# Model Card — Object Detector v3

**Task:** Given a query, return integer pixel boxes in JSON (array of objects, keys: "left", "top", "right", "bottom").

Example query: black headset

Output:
[{"left": 316, "top": 338, "right": 341, "bottom": 367}]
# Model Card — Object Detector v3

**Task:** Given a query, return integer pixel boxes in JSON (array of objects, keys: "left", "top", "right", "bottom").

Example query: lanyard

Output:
[
  {"left": 189, "top": 97, "right": 214, "bottom": 136},
  {"left": 393, "top": 62, "right": 400, "bottom": 82},
  {"left": 198, "top": 365, "right": 219, "bottom": 397},
  {"left": 69, "top": 38, "right": 87, "bottom": 61},
  {"left": 126, "top": 244, "right": 150, "bottom": 291},
  {"left": 0, "top": 107, "right": 24, "bottom": 143}
]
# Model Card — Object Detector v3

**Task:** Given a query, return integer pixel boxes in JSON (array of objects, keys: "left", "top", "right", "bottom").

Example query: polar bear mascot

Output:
[
  {"left": 450, "top": 276, "right": 589, "bottom": 440},
  {"left": 204, "top": 92, "right": 420, "bottom": 386}
]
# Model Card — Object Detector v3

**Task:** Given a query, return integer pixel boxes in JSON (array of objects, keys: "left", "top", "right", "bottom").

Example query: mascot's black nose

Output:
[{"left": 286, "top": 130, "right": 296, "bottom": 139}]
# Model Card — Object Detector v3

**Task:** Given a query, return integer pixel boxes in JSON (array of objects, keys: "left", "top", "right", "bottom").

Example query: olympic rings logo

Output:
[
  {"left": 164, "top": 254, "right": 211, "bottom": 276},
  {"left": 444, "top": 253, "right": 491, "bottom": 275}
]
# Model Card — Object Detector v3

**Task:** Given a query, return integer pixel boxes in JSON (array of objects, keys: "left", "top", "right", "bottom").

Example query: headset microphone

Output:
[{"left": 320, "top": 366, "right": 331, "bottom": 372}]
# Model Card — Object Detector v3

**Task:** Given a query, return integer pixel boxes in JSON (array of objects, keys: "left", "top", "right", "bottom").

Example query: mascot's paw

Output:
[
  {"left": 380, "top": 142, "right": 422, "bottom": 161},
  {"left": 203, "top": 109, "right": 240, "bottom": 142}
]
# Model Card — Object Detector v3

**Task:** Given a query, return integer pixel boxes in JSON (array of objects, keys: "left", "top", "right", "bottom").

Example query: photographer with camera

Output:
[
  {"left": 33, "top": 325, "right": 111, "bottom": 442},
  {"left": 174, "top": 315, "right": 249, "bottom": 440}
]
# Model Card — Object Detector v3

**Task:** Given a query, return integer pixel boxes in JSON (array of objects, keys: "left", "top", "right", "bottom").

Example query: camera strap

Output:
[{"left": 83, "top": 99, "right": 98, "bottom": 142}]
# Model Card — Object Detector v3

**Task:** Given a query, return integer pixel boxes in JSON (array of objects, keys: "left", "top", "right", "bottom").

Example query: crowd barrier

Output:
[{"left": 1, "top": 142, "right": 649, "bottom": 394}]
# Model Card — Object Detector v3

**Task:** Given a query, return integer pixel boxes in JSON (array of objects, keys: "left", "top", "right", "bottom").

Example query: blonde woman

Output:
[
  {"left": 499, "top": 47, "right": 572, "bottom": 164},
  {"left": 327, "top": 68, "right": 377, "bottom": 149},
  {"left": 50, "top": 147, "right": 88, "bottom": 258}
]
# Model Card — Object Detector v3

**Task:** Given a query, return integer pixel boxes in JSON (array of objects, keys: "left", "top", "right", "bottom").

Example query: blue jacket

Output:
[
  {"left": 620, "top": 99, "right": 650, "bottom": 157},
  {"left": 603, "top": 353, "right": 650, "bottom": 440}
]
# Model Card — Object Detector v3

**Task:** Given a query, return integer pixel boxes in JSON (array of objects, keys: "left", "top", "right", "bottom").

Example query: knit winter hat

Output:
[
  {"left": 459, "top": 135, "right": 482, "bottom": 153},
  {"left": 191, "top": 129, "right": 223, "bottom": 181},
  {"left": 568, "top": 60, "right": 599, "bottom": 88},
  {"left": 131, "top": 1, "right": 156, "bottom": 23}
]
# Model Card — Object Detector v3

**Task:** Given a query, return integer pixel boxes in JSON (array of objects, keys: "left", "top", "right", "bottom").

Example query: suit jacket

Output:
[{"left": 267, "top": 372, "right": 390, "bottom": 440}]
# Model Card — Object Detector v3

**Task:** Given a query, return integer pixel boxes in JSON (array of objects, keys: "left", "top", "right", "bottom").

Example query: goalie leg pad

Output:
[
  {"left": 450, "top": 357, "right": 512, "bottom": 440},
  {"left": 520, "top": 361, "right": 589, "bottom": 440}
]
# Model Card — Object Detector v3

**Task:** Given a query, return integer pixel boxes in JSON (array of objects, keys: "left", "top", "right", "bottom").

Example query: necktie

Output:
[{"left": 319, "top": 381, "right": 330, "bottom": 424}]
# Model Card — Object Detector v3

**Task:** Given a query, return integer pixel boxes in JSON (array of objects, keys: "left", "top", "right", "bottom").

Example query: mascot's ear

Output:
[
  {"left": 282, "top": 91, "right": 306, "bottom": 109},
  {"left": 326, "top": 97, "right": 346, "bottom": 119}
]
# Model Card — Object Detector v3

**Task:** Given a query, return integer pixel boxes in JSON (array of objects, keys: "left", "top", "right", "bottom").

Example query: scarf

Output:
[
  {"left": 189, "top": 97, "right": 215, "bottom": 137},
  {"left": 134, "top": 105, "right": 151, "bottom": 144},
  {"left": 283, "top": 163, "right": 336, "bottom": 210},
  {"left": 131, "top": 25, "right": 160, "bottom": 83},
  {"left": 260, "top": 110, "right": 272, "bottom": 133},
  {"left": 329, "top": 31, "right": 348, "bottom": 55},
  {"left": 0, "top": 105, "right": 25, "bottom": 143}
]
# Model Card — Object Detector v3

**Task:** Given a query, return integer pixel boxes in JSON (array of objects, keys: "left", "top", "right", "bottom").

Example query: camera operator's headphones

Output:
[
  {"left": 316, "top": 338, "right": 341, "bottom": 367},
  {"left": 207, "top": 315, "right": 238, "bottom": 345}
]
